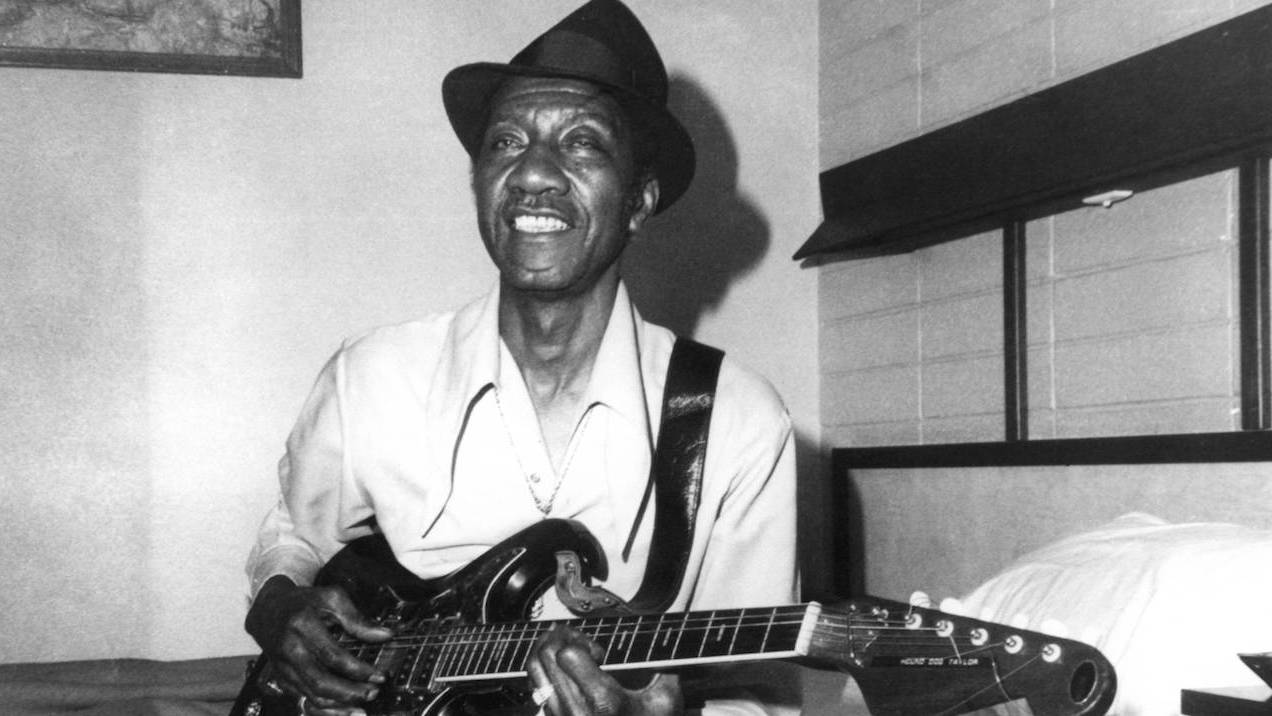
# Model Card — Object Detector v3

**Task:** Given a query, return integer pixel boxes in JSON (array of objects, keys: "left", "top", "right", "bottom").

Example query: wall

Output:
[
  {"left": 0, "top": 0, "right": 819, "bottom": 663},
  {"left": 818, "top": 0, "right": 1270, "bottom": 446}
]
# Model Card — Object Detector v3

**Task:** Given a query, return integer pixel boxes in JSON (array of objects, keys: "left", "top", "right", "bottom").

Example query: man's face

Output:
[{"left": 473, "top": 77, "right": 658, "bottom": 297}]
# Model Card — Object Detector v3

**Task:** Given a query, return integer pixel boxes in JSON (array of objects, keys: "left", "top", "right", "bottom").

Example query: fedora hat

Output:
[{"left": 442, "top": 0, "right": 695, "bottom": 213}]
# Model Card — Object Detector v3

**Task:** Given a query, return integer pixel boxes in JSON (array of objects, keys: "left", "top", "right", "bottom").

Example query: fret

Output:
[
  {"left": 770, "top": 607, "right": 808, "bottom": 655},
  {"left": 477, "top": 622, "right": 498, "bottom": 674},
  {"left": 642, "top": 613, "right": 666, "bottom": 663},
  {"left": 446, "top": 622, "right": 473, "bottom": 678},
  {"left": 702, "top": 608, "right": 740, "bottom": 659},
  {"left": 406, "top": 620, "right": 434, "bottom": 689},
  {"left": 457, "top": 623, "right": 480, "bottom": 678},
  {"left": 434, "top": 623, "right": 461, "bottom": 680},
  {"left": 760, "top": 608, "right": 775, "bottom": 653},
  {"left": 696, "top": 610, "right": 716, "bottom": 658},
  {"left": 490, "top": 622, "right": 513, "bottom": 675},
  {"left": 505, "top": 621, "right": 533, "bottom": 676},
  {"left": 597, "top": 615, "right": 620, "bottom": 665},
  {"left": 455, "top": 628, "right": 478, "bottom": 676},
  {"left": 578, "top": 617, "right": 594, "bottom": 640},
  {"left": 619, "top": 615, "right": 640, "bottom": 664},
  {"left": 668, "top": 611, "right": 690, "bottom": 661}
]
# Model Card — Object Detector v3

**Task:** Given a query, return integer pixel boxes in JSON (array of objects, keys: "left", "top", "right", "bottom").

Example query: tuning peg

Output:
[
  {"left": 1040, "top": 618, "right": 1068, "bottom": 638},
  {"left": 938, "top": 597, "right": 966, "bottom": 615},
  {"left": 909, "top": 591, "right": 932, "bottom": 608}
]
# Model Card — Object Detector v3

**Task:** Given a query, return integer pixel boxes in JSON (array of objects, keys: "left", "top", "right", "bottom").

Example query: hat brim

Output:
[{"left": 443, "top": 62, "right": 695, "bottom": 214}]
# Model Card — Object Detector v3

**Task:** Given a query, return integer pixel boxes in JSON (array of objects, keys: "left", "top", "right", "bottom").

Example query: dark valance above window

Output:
[{"left": 796, "top": 4, "right": 1272, "bottom": 262}]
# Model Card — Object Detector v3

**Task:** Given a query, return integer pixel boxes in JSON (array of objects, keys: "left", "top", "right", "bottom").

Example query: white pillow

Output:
[{"left": 959, "top": 512, "right": 1272, "bottom": 716}]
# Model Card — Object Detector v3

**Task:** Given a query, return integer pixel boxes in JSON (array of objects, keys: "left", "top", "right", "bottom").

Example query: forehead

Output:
[{"left": 486, "top": 77, "right": 627, "bottom": 128}]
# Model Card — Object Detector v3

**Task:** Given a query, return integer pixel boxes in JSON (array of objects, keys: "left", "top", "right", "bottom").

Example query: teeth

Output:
[{"left": 513, "top": 215, "right": 569, "bottom": 233}]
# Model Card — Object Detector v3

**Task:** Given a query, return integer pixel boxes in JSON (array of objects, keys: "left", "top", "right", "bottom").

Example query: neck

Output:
[{"left": 498, "top": 271, "right": 620, "bottom": 404}]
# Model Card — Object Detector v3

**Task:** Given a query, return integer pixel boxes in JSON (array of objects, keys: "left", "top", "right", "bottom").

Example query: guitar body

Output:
[{"left": 230, "top": 518, "right": 608, "bottom": 716}]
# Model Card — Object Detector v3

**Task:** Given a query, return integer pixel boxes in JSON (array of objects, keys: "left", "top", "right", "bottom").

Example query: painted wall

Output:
[
  {"left": 817, "top": 0, "right": 1272, "bottom": 446},
  {"left": 0, "top": 0, "right": 820, "bottom": 663}
]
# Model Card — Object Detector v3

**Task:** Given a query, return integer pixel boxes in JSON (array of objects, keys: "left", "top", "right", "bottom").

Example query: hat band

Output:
[{"left": 514, "top": 30, "right": 640, "bottom": 95}]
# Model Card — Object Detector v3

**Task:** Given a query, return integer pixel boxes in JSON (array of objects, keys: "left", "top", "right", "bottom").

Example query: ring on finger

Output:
[{"left": 531, "top": 683, "right": 556, "bottom": 706}]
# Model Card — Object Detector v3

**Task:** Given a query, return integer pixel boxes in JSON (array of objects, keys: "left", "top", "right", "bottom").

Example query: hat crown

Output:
[{"left": 509, "top": 0, "right": 668, "bottom": 105}]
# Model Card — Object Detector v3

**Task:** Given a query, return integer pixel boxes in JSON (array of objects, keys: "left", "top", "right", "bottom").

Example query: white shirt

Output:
[{"left": 248, "top": 280, "right": 797, "bottom": 627}]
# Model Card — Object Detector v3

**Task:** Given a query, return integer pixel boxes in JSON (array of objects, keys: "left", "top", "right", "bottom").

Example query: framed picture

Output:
[{"left": 0, "top": 0, "right": 301, "bottom": 78}]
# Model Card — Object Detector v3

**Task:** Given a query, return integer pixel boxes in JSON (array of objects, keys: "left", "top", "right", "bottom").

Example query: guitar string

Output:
[
  {"left": 334, "top": 609, "right": 1019, "bottom": 651},
  {"left": 335, "top": 623, "right": 1009, "bottom": 652},
  {"left": 333, "top": 615, "right": 1008, "bottom": 652},
  {"left": 333, "top": 611, "right": 817, "bottom": 647},
  {"left": 335, "top": 615, "right": 1003, "bottom": 667},
  {"left": 345, "top": 614, "right": 999, "bottom": 644}
]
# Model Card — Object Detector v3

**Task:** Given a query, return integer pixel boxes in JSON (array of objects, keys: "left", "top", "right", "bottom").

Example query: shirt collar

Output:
[
  {"left": 580, "top": 282, "right": 653, "bottom": 436},
  {"left": 452, "top": 281, "right": 653, "bottom": 437}
]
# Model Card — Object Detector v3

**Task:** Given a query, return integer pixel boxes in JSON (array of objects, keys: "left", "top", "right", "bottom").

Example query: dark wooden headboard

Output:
[{"left": 830, "top": 431, "right": 1272, "bottom": 601}]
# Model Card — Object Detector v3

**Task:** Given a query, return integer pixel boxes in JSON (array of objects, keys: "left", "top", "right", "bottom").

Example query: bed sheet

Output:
[{"left": 0, "top": 655, "right": 247, "bottom": 716}]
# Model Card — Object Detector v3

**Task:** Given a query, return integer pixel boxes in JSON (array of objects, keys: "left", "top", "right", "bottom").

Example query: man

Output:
[{"left": 243, "top": 2, "right": 797, "bottom": 715}]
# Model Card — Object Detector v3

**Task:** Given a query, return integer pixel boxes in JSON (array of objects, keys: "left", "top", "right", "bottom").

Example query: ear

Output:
[{"left": 627, "top": 174, "right": 660, "bottom": 235}]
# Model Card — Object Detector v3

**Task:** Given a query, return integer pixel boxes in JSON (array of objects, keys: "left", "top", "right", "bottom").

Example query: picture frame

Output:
[{"left": 0, "top": 0, "right": 301, "bottom": 78}]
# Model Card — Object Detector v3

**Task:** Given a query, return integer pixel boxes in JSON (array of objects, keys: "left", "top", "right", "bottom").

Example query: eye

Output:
[
  {"left": 484, "top": 129, "right": 524, "bottom": 153},
  {"left": 564, "top": 131, "right": 611, "bottom": 156}
]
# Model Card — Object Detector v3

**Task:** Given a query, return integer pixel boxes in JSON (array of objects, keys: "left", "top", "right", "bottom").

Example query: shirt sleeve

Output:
[
  {"left": 692, "top": 366, "right": 802, "bottom": 716},
  {"left": 693, "top": 389, "right": 799, "bottom": 610},
  {"left": 245, "top": 345, "right": 376, "bottom": 599}
]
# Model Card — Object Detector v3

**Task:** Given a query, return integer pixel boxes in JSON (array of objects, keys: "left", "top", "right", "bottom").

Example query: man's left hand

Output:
[{"left": 527, "top": 624, "right": 684, "bottom": 716}]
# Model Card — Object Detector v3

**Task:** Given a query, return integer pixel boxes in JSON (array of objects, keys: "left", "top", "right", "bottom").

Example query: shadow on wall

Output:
[{"left": 622, "top": 73, "right": 770, "bottom": 337}]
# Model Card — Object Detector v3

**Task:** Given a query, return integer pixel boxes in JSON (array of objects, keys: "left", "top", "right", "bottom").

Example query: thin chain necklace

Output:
[{"left": 494, "top": 390, "right": 593, "bottom": 515}]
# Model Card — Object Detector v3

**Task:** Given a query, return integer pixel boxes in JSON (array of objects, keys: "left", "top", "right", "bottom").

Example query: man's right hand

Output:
[{"left": 245, "top": 575, "right": 394, "bottom": 716}]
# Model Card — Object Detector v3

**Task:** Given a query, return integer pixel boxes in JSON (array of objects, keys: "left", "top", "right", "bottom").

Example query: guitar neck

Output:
[{"left": 428, "top": 603, "right": 823, "bottom": 684}]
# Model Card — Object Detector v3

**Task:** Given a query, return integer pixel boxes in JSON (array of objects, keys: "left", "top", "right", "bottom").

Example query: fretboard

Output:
[{"left": 392, "top": 603, "right": 821, "bottom": 686}]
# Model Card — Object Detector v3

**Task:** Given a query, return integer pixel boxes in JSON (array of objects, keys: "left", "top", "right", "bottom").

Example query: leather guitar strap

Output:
[{"left": 621, "top": 337, "right": 724, "bottom": 613}]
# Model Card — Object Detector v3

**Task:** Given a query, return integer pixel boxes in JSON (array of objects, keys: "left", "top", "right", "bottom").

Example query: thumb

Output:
[{"left": 637, "top": 673, "right": 684, "bottom": 715}]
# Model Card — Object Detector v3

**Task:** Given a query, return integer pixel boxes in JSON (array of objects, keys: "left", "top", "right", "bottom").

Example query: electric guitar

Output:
[{"left": 230, "top": 519, "right": 1115, "bottom": 716}]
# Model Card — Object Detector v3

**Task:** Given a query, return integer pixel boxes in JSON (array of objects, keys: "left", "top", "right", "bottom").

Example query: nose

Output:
[{"left": 507, "top": 143, "right": 568, "bottom": 198}]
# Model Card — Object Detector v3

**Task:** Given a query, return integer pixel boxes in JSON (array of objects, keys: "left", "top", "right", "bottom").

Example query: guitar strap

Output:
[{"left": 620, "top": 337, "right": 724, "bottom": 613}]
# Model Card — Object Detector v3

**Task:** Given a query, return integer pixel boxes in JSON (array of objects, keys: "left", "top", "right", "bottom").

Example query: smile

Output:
[{"left": 512, "top": 214, "right": 571, "bottom": 233}]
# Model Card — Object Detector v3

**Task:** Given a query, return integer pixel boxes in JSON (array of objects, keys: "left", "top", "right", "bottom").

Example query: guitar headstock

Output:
[{"left": 803, "top": 593, "right": 1116, "bottom": 716}]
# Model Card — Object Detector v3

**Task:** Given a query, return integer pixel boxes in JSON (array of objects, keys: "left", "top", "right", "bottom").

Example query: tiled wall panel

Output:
[
  {"left": 922, "top": 354, "right": 1003, "bottom": 417},
  {"left": 1054, "top": 399, "right": 1239, "bottom": 439},
  {"left": 818, "top": 252, "right": 917, "bottom": 318},
  {"left": 920, "top": 292, "right": 1000, "bottom": 359},
  {"left": 1052, "top": 253, "right": 1232, "bottom": 341},
  {"left": 918, "top": 229, "right": 1000, "bottom": 298},
  {"left": 819, "top": 1, "right": 1263, "bottom": 169},
  {"left": 1053, "top": 0, "right": 1226, "bottom": 77},
  {"left": 919, "top": 18, "right": 1051, "bottom": 128},
  {"left": 920, "top": 0, "right": 1051, "bottom": 67},
  {"left": 824, "top": 366, "right": 919, "bottom": 425},
  {"left": 818, "top": 1, "right": 1263, "bottom": 445},
  {"left": 822, "top": 310, "right": 918, "bottom": 373}
]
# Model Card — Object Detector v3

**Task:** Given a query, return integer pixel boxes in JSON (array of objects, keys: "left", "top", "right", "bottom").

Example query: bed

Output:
[{"left": 799, "top": 430, "right": 1272, "bottom": 716}]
